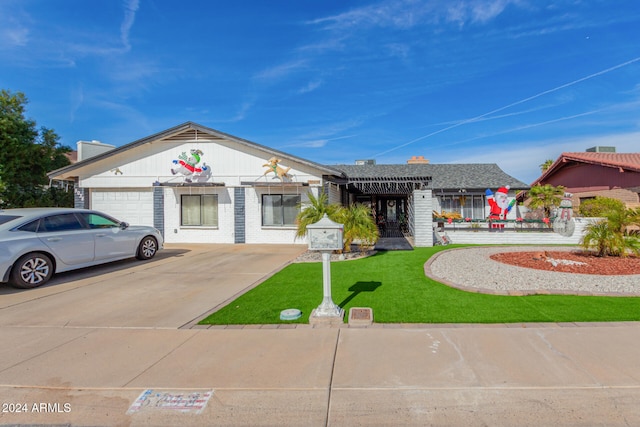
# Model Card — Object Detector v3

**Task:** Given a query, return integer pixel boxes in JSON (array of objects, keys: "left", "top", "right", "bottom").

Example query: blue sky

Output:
[{"left": 1, "top": 0, "right": 639, "bottom": 184}]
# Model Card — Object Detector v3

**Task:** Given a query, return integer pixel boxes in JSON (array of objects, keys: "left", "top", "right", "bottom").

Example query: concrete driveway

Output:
[{"left": 0, "top": 243, "right": 306, "bottom": 328}]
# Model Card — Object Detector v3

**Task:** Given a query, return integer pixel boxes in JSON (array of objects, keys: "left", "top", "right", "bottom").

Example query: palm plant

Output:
[
  {"left": 581, "top": 205, "right": 640, "bottom": 257},
  {"left": 539, "top": 159, "right": 554, "bottom": 172},
  {"left": 335, "top": 203, "right": 379, "bottom": 252},
  {"left": 295, "top": 191, "right": 343, "bottom": 239},
  {"left": 581, "top": 220, "right": 625, "bottom": 257},
  {"left": 527, "top": 184, "right": 565, "bottom": 219}
]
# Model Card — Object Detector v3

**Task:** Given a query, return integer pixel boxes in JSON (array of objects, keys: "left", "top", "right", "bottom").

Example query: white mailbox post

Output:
[{"left": 307, "top": 214, "right": 345, "bottom": 319}]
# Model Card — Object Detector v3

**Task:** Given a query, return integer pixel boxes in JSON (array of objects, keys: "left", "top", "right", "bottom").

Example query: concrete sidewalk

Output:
[{"left": 2, "top": 323, "right": 640, "bottom": 426}]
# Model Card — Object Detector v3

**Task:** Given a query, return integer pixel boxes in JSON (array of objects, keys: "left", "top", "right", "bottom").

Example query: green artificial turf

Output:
[{"left": 199, "top": 245, "right": 640, "bottom": 325}]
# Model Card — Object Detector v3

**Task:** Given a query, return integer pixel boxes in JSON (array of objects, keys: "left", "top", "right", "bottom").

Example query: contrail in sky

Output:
[
  {"left": 121, "top": 0, "right": 140, "bottom": 51},
  {"left": 374, "top": 56, "right": 640, "bottom": 157}
]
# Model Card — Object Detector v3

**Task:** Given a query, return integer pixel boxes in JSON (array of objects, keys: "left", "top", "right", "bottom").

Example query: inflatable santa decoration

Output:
[{"left": 486, "top": 186, "right": 516, "bottom": 230}]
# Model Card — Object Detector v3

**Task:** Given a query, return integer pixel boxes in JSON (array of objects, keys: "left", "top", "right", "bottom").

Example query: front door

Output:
[{"left": 377, "top": 197, "right": 406, "bottom": 237}]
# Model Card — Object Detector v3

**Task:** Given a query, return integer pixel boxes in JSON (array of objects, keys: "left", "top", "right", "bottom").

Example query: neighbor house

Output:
[
  {"left": 48, "top": 122, "right": 529, "bottom": 247},
  {"left": 529, "top": 147, "right": 640, "bottom": 210}
]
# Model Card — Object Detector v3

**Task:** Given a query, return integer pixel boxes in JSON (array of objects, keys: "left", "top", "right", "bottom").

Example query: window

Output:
[
  {"left": 473, "top": 196, "right": 485, "bottom": 219},
  {"left": 262, "top": 194, "right": 300, "bottom": 226},
  {"left": 0, "top": 215, "right": 21, "bottom": 226},
  {"left": 437, "top": 194, "right": 486, "bottom": 219},
  {"left": 181, "top": 194, "right": 218, "bottom": 226},
  {"left": 17, "top": 219, "right": 40, "bottom": 232},
  {"left": 41, "top": 213, "right": 85, "bottom": 232},
  {"left": 79, "top": 213, "right": 120, "bottom": 229}
]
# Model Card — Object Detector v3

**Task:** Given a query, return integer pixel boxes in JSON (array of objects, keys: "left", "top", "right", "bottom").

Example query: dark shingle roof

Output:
[{"left": 332, "top": 163, "right": 529, "bottom": 191}]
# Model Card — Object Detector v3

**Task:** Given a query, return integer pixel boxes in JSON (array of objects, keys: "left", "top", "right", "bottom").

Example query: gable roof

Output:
[
  {"left": 48, "top": 122, "right": 345, "bottom": 180},
  {"left": 332, "top": 163, "right": 529, "bottom": 192},
  {"left": 532, "top": 152, "right": 640, "bottom": 186}
]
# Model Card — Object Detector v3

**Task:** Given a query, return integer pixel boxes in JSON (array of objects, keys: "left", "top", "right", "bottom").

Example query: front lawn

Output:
[{"left": 199, "top": 245, "right": 640, "bottom": 325}]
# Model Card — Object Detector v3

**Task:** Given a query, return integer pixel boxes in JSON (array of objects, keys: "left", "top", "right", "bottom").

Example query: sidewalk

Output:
[{"left": 2, "top": 322, "right": 640, "bottom": 426}]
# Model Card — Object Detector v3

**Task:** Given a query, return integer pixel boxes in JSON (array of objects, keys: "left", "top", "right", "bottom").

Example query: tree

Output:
[
  {"left": 539, "top": 159, "right": 554, "bottom": 173},
  {"left": 526, "top": 184, "right": 565, "bottom": 219},
  {"left": 0, "top": 89, "right": 72, "bottom": 208}
]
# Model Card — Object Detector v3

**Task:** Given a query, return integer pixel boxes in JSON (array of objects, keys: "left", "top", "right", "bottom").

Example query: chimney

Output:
[
  {"left": 77, "top": 140, "right": 116, "bottom": 161},
  {"left": 407, "top": 155, "right": 429, "bottom": 164},
  {"left": 355, "top": 159, "right": 376, "bottom": 165},
  {"left": 586, "top": 146, "right": 616, "bottom": 153}
]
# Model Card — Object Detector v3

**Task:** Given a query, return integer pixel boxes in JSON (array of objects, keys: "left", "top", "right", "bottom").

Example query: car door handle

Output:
[
  {"left": 96, "top": 234, "right": 107, "bottom": 237},
  {"left": 46, "top": 237, "right": 63, "bottom": 242}
]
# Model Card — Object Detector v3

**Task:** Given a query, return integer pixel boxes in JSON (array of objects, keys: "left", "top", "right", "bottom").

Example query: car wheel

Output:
[
  {"left": 10, "top": 253, "right": 54, "bottom": 289},
  {"left": 136, "top": 236, "right": 158, "bottom": 260}
]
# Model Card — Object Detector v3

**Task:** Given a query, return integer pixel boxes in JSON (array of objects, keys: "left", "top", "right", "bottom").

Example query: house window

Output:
[
  {"left": 181, "top": 194, "right": 218, "bottom": 226},
  {"left": 262, "top": 194, "right": 300, "bottom": 226},
  {"left": 473, "top": 196, "right": 485, "bottom": 219},
  {"left": 437, "top": 194, "right": 486, "bottom": 219}
]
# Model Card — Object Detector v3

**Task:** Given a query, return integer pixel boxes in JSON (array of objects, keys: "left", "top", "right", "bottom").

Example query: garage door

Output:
[{"left": 91, "top": 190, "right": 154, "bottom": 227}]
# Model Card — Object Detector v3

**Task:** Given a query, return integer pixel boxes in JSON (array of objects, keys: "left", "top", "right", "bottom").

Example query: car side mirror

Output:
[{"left": 120, "top": 222, "right": 129, "bottom": 230}]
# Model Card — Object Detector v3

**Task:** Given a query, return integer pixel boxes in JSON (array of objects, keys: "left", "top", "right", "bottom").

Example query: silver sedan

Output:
[{"left": 0, "top": 208, "right": 163, "bottom": 289}]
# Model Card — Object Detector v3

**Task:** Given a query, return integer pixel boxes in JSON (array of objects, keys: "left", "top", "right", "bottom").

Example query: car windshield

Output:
[{"left": 0, "top": 215, "right": 22, "bottom": 225}]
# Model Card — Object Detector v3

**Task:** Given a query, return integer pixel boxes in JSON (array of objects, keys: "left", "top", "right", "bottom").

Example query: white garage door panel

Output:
[{"left": 91, "top": 190, "right": 154, "bottom": 227}]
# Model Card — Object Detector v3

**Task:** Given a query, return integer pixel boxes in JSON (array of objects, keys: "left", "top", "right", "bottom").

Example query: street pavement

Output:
[{"left": 1, "top": 244, "right": 640, "bottom": 426}]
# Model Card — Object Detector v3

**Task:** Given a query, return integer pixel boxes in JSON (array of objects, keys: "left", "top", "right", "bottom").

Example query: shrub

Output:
[
  {"left": 296, "top": 192, "right": 379, "bottom": 252},
  {"left": 336, "top": 203, "right": 379, "bottom": 252},
  {"left": 579, "top": 197, "right": 626, "bottom": 217},
  {"left": 581, "top": 204, "right": 640, "bottom": 257}
]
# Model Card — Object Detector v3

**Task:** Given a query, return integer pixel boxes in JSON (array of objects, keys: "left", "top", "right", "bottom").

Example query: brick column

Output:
[
  {"left": 73, "top": 179, "right": 89, "bottom": 209},
  {"left": 234, "top": 187, "right": 245, "bottom": 243},
  {"left": 153, "top": 183, "right": 165, "bottom": 237}
]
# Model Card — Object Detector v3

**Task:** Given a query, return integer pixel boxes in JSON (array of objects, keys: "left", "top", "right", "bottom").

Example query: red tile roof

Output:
[
  {"left": 561, "top": 152, "right": 640, "bottom": 170},
  {"left": 64, "top": 151, "right": 78, "bottom": 163},
  {"left": 532, "top": 152, "right": 640, "bottom": 186}
]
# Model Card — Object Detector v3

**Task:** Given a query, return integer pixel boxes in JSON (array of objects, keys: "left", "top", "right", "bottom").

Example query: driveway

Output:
[{"left": 0, "top": 243, "right": 306, "bottom": 328}]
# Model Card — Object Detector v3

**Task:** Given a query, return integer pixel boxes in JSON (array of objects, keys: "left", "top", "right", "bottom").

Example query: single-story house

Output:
[
  {"left": 528, "top": 149, "right": 640, "bottom": 210},
  {"left": 48, "top": 122, "right": 529, "bottom": 247}
]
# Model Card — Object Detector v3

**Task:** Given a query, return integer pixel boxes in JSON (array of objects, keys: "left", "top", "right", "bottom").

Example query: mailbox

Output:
[
  {"left": 307, "top": 213, "right": 345, "bottom": 321},
  {"left": 307, "top": 214, "right": 343, "bottom": 251}
]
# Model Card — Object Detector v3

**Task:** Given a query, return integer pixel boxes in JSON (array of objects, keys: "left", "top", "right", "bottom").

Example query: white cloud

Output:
[
  {"left": 309, "top": 0, "right": 520, "bottom": 32},
  {"left": 0, "top": 3, "right": 31, "bottom": 50},
  {"left": 1, "top": 26, "right": 29, "bottom": 48},
  {"left": 297, "top": 79, "right": 323, "bottom": 94},
  {"left": 254, "top": 60, "right": 307, "bottom": 82},
  {"left": 121, "top": 0, "right": 140, "bottom": 51},
  {"left": 469, "top": 0, "right": 514, "bottom": 23}
]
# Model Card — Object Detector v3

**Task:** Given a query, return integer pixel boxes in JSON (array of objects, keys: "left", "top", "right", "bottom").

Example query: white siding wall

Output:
[
  {"left": 79, "top": 140, "right": 323, "bottom": 189},
  {"left": 162, "top": 186, "right": 235, "bottom": 244},
  {"left": 326, "top": 182, "right": 341, "bottom": 205},
  {"left": 244, "top": 187, "right": 311, "bottom": 244}
]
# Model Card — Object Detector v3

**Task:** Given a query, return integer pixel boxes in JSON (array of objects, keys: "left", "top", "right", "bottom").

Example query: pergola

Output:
[{"left": 345, "top": 176, "right": 432, "bottom": 195}]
